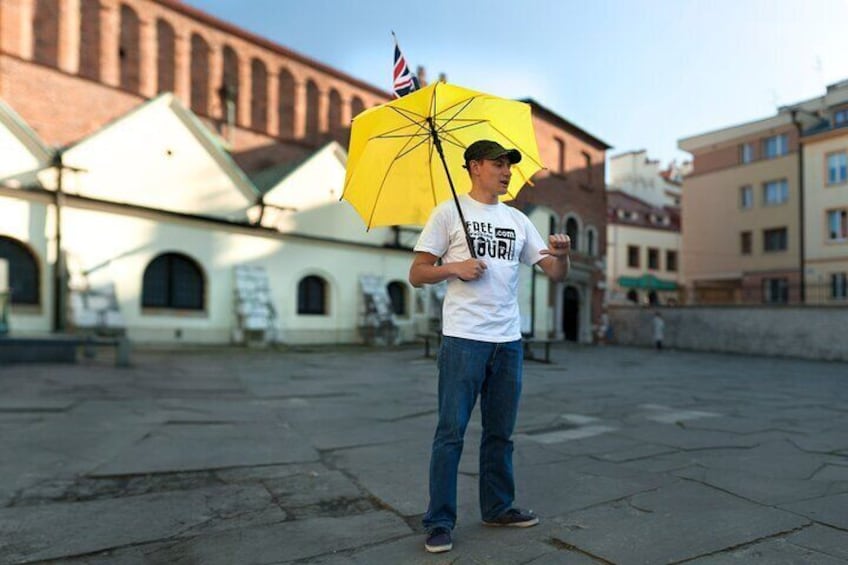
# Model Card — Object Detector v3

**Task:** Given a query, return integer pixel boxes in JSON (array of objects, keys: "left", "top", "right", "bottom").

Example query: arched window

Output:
[
  {"left": 327, "top": 88, "right": 343, "bottom": 136},
  {"left": 78, "top": 0, "right": 101, "bottom": 80},
  {"left": 0, "top": 237, "right": 40, "bottom": 305},
  {"left": 350, "top": 96, "right": 365, "bottom": 120},
  {"left": 305, "top": 79, "right": 321, "bottom": 142},
  {"left": 141, "top": 253, "right": 204, "bottom": 310},
  {"left": 251, "top": 58, "right": 268, "bottom": 130},
  {"left": 118, "top": 4, "right": 140, "bottom": 93},
  {"left": 221, "top": 45, "right": 239, "bottom": 122},
  {"left": 277, "top": 68, "right": 295, "bottom": 138},
  {"left": 33, "top": 0, "right": 60, "bottom": 67},
  {"left": 190, "top": 34, "right": 210, "bottom": 114},
  {"left": 565, "top": 217, "right": 579, "bottom": 253},
  {"left": 586, "top": 226, "right": 597, "bottom": 256},
  {"left": 548, "top": 215, "right": 558, "bottom": 237},
  {"left": 298, "top": 275, "right": 327, "bottom": 315},
  {"left": 387, "top": 281, "right": 407, "bottom": 317},
  {"left": 155, "top": 18, "right": 175, "bottom": 93}
]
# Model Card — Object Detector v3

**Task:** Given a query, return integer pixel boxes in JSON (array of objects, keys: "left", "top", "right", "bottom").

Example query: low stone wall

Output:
[{"left": 608, "top": 305, "right": 848, "bottom": 362}]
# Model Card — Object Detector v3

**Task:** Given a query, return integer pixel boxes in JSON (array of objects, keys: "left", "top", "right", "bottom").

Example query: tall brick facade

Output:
[{"left": 0, "top": 0, "right": 390, "bottom": 172}]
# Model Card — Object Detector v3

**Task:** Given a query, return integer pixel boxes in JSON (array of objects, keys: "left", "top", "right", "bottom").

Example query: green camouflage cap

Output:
[{"left": 463, "top": 140, "right": 522, "bottom": 165}]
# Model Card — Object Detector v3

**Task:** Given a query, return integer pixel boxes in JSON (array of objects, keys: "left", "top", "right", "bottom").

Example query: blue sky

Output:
[{"left": 189, "top": 0, "right": 848, "bottom": 167}]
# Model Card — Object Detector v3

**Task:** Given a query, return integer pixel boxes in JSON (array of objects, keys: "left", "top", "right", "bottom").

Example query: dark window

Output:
[
  {"left": 741, "top": 231, "right": 752, "bottom": 255},
  {"left": 251, "top": 58, "right": 268, "bottom": 130},
  {"left": 627, "top": 245, "right": 640, "bottom": 268},
  {"left": 666, "top": 250, "right": 678, "bottom": 272},
  {"left": 220, "top": 45, "right": 239, "bottom": 123},
  {"left": 387, "top": 281, "right": 406, "bottom": 316},
  {"left": 278, "top": 68, "right": 296, "bottom": 137},
  {"left": 327, "top": 88, "right": 343, "bottom": 137},
  {"left": 763, "top": 278, "right": 789, "bottom": 304},
  {"left": 587, "top": 229, "right": 596, "bottom": 256},
  {"left": 350, "top": 96, "right": 366, "bottom": 120},
  {"left": 0, "top": 237, "right": 40, "bottom": 305},
  {"left": 305, "top": 80, "right": 321, "bottom": 142},
  {"left": 79, "top": 0, "right": 101, "bottom": 80},
  {"left": 33, "top": 0, "right": 60, "bottom": 67},
  {"left": 298, "top": 275, "right": 327, "bottom": 315},
  {"left": 556, "top": 137, "right": 566, "bottom": 173},
  {"left": 647, "top": 248, "right": 659, "bottom": 270},
  {"left": 118, "top": 4, "right": 141, "bottom": 93},
  {"left": 565, "top": 217, "right": 579, "bottom": 252},
  {"left": 156, "top": 18, "right": 175, "bottom": 93},
  {"left": 582, "top": 151, "right": 592, "bottom": 185},
  {"left": 141, "top": 253, "right": 204, "bottom": 310},
  {"left": 832, "top": 273, "right": 847, "bottom": 299},
  {"left": 190, "top": 34, "right": 210, "bottom": 114},
  {"left": 763, "top": 228, "right": 788, "bottom": 252},
  {"left": 548, "top": 216, "right": 557, "bottom": 237}
]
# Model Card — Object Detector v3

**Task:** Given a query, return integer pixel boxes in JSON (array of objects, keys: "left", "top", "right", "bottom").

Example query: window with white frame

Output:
[
  {"left": 827, "top": 152, "right": 847, "bottom": 185},
  {"left": 827, "top": 209, "right": 848, "bottom": 241},
  {"left": 832, "top": 273, "right": 847, "bottom": 299},
  {"left": 762, "top": 134, "right": 788, "bottom": 159},
  {"left": 740, "top": 185, "right": 753, "bottom": 209},
  {"left": 740, "top": 142, "right": 754, "bottom": 164},
  {"left": 763, "top": 179, "right": 788, "bottom": 205}
]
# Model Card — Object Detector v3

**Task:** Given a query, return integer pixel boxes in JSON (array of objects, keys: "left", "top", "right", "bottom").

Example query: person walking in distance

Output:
[
  {"left": 409, "top": 140, "right": 571, "bottom": 553},
  {"left": 653, "top": 310, "right": 665, "bottom": 350}
]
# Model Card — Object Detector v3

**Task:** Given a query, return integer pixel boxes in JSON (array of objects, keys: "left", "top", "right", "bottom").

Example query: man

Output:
[{"left": 409, "top": 139, "right": 571, "bottom": 553}]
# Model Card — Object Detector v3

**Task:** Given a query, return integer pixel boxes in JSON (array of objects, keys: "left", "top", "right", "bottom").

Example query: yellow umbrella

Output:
[{"left": 341, "top": 81, "right": 543, "bottom": 255}]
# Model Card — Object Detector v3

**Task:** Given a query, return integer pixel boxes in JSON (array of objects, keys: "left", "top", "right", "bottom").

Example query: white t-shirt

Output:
[{"left": 414, "top": 195, "right": 547, "bottom": 342}]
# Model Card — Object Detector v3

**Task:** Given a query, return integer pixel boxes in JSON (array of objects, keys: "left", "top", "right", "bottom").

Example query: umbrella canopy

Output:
[{"left": 342, "top": 81, "right": 543, "bottom": 230}]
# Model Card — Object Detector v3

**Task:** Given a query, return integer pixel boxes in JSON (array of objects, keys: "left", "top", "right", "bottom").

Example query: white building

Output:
[
  {"left": 0, "top": 95, "right": 560, "bottom": 345},
  {"left": 606, "top": 151, "right": 684, "bottom": 305}
]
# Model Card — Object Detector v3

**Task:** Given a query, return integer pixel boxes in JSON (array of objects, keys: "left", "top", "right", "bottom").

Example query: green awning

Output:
[{"left": 618, "top": 274, "right": 678, "bottom": 291}]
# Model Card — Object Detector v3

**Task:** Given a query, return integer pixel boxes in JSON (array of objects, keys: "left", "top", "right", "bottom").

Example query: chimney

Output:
[{"left": 416, "top": 66, "right": 427, "bottom": 87}]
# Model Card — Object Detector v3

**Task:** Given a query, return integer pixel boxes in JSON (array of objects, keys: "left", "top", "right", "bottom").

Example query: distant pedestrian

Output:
[
  {"left": 652, "top": 311, "right": 665, "bottom": 350},
  {"left": 597, "top": 310, "right": 611, "bottom": 345}
]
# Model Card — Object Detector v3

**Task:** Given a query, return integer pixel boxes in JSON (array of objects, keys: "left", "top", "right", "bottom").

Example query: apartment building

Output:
[
  {"left": 678, "top": 79, "right": 848, "bottom": 305},
  {"left": 799, "top": 81, "right": 848, "bottom": 304},
  {"left": 605, "top": 151, "right": 683, "bottom": 305}
]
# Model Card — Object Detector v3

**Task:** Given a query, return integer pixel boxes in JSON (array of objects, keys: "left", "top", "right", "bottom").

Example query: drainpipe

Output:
[
  {"left": 790, "top": 110, "right": 806, "bottom": 304},
  {"left": 52, "top": 150, "right": 66, "bottom": 332}
]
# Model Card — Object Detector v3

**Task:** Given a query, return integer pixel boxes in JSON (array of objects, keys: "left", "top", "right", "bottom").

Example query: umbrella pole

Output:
[{"left": 427, "top": 117, "right": 477, "bottom": 258}]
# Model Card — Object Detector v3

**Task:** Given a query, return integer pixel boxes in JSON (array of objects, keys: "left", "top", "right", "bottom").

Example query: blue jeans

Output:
[{"left": 422, "top": 335, "right": 523, "bottom": 531}]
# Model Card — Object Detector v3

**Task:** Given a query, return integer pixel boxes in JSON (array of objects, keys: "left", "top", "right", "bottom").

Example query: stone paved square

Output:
[{"left": 1, "top": 344, "right": 847, "bottom": 564}]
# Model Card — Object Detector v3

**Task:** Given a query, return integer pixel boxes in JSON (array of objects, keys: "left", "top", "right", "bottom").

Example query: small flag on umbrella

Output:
[{"left": 392, "top": 32, "right": 419, "bottom": 98}]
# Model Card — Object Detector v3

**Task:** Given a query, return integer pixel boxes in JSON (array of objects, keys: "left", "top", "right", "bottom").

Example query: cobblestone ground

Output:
[{"left": 1, "top": 343, "right": 847, "bottom": 564}]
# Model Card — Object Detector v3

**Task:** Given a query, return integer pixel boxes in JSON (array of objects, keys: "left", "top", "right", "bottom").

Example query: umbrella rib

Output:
[{"left": 483, "top": 122, "right": 546, "bottom": 170}]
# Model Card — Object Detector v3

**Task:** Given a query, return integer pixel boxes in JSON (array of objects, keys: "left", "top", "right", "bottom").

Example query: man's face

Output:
[{"left": 471, "top": 156, "right": 512, "bottom": 196}]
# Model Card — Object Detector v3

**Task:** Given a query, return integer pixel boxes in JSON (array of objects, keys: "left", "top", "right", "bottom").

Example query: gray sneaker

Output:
[
  {"left": 424, "top": 527, "right": 453, "bottom": 553},
  {"left": 483, "top": 508, "right": 540, "bottom": 527}
]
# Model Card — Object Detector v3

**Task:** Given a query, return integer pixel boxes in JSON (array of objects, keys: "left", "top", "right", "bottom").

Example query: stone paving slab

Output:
[
  {"left": 549, "top": 481, "right": 811, "bottom": 564},
  {"left": 0, "top": 484, "right": 284, "bottom": 563},
  {"left": 92, "top": 423, "right": 319, "bottom": 475}
]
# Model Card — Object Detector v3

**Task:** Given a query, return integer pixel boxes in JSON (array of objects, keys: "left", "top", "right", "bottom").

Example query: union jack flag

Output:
[{"left": 392, "top": 34, "right": 419, "bottom": 98}]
